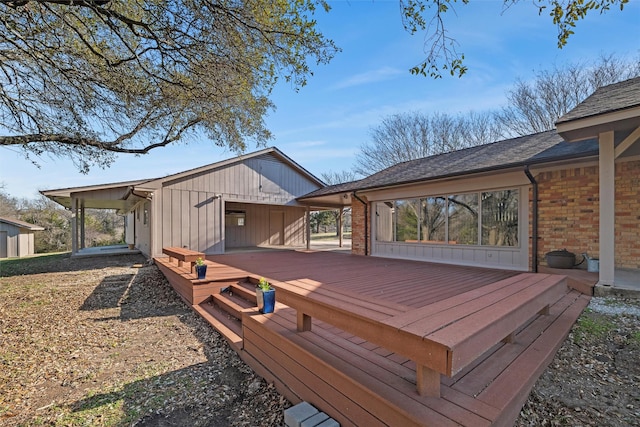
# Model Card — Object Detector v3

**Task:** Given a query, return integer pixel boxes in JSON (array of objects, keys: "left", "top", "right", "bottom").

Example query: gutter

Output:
[
  {"left": 524, "top": 166, "right": 538, "bottom": 273},
  {"left": 352, "top": 191, "right": 368, "bottom": 256}
]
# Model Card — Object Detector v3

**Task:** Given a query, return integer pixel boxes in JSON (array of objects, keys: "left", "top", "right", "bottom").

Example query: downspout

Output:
[
  {"left": 352, "top": 191, "right": 368, "bottom": 256},
  {"left": 524, "top": 166, "right": 538, "bottom": 273}
]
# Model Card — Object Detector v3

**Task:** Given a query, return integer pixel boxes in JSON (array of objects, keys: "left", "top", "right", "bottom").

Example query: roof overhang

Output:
[
  {"left": 41, "top": 180, "right": 152, "bottom": 213},
  {"left": 556, "top": 106, "right": 640, "bottom": 142},
  {"left": 297, "top": 192, "right": 353, "bottom": 209},
  {"left": 297, "top": 153, "right": 602, "bottom": 205},
  {"left": 0, "top": 217, "right": 45, "bottom": 231}
]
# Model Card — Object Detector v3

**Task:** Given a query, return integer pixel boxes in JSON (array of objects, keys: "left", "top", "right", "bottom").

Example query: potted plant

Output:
[
  {"left": 255, "top": 277, "right": 275, "bottom": 314},
  {"left": 195, "top": 257, "right": 207, "bottom": 280}
]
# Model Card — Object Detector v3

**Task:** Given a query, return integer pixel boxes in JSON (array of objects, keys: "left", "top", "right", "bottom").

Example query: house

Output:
[
  {"left": 299, "top": 77, "right": 640, "bottom": 288},
  {"left": 42, "top": 147, "right": 325, "bottom": 258},
  {"left": 0, "top": 217, "right": 45, "bottom": 258}
]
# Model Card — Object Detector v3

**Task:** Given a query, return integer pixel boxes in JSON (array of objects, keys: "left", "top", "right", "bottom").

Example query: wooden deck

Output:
[{"left": 155, "top": 250, "right": 591, "bottom": 427}]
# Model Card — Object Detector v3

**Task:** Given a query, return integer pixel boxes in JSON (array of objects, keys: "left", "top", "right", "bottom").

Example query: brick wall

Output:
[
  {"left": 534, "top": 159, "right": 639, "bottom": 269},
  {"left": 616, "top": 160, "right": 640, "bottom": 269},
  {"left": 351, "top": 196, "right": 369, "bottom": 256}
]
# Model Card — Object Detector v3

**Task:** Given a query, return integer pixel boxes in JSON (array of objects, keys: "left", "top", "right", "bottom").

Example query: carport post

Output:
[{"left": 306, "top": 206, "right": 311, "bottom": 250}]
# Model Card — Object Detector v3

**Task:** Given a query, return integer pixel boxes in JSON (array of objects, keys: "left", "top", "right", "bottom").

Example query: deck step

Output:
[
  {"left": 242, "top": 289, "right": 590, "bottom": 427},
  {"left": 193, "top": 302, "right": 243, "bottom": 351},
  {"left": 212, "top": 292, "right": 254, "bottom": 320},
  {"left": 227, "top": 280, "right": 258, "bottom": 304}
]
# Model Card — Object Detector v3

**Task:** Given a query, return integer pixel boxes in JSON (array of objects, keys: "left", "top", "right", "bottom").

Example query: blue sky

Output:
[{"left": 1, "top": 0, "right": 639, "bottom": 199}]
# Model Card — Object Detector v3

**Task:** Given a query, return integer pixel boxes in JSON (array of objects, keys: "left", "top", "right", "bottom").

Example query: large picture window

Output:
[
  {"left": 420, "top": 197, "right": 446, "bottom": 243},
  {"left": 448, "top": 194, "right": 478, "bottom": 245},
  {"left": 481, "top": 190, "right": 518, "bottom": 246},
  {"left": 375, "top": 188, "right": 519, "bottom": 247}
]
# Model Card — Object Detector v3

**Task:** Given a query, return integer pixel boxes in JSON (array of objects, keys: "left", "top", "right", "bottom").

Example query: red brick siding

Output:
[
  {"left": 351, "top": 196, "right": 369, "bottom": 256},
  {"left": 534, "top": 159, "right": 639, "bottom": 269},
  {"left": 616, "top": 160, "right": 640, "bottom": 269}
]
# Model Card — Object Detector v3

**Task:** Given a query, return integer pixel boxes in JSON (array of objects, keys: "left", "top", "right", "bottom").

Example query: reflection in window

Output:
[
  {"left": 420, "top": 197, "right": 446, "bottom": 243},
  {"left": 482, "top": 190, "right": 518, "bottom": 246},
  {"left": 374, "top": 188, "right": 519, "bottom": 247},
  {"left": 448, "top": 194, "right": 478, "bottom": 245},
  {"left": 375, "top": 202, "right": 394, "bottom": 242},
  {"left": 395, "top": 199, "right": 420, "bottom": 242}
]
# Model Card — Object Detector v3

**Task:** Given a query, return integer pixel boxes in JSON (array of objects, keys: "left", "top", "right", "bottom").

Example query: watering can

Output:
[{"left": 582, "top": 253, "right": 599, "bottom": 273}]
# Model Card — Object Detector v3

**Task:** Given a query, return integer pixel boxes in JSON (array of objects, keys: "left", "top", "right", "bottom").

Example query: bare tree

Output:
[
  {"left": 498, "top": 54, "right": 640, "bottom": 136},
  {"left": 0, "top": 0, "right": 338, "bottom": 172},
  {"left": 355, "top": 111, "right": 501, "bottom": 175},
  {"left": 0, "top": 188, "right": 20, "bottom": 218},
  {"left": 320, "top": 170, "right": 358, "bottom": 186}
]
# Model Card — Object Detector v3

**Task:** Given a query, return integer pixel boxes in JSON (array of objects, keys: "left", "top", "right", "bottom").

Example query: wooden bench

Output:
[
  {"left": 274, "top": 273, "right": 567, "bottom": 398},
  {"left": 162, "top": 247, "right": 205, "bottom": 274}
]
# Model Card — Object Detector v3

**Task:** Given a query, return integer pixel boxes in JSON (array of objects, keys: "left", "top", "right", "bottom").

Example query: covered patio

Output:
[{"left": 154, "top": 249, "right": 592, "bottom": 426}]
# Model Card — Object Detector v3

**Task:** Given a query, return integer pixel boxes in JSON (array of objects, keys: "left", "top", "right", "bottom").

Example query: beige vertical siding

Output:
[{"left": 157, "top": 153, "right": 317, "bottom": 254}]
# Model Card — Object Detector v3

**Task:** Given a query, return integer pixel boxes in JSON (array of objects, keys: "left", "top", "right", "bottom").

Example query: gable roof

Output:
[
  {"left": 143, "top": 146, "right": 324, "bottom": 188},
  {"left": 299, "top": 130, "right": 598, "bottom": 203},
  {"left": 557, "top": 77, "right": 640, "bottom": 141},
  {"left": 42, "top": 147, "right": 325, "bottom": 210},
  {"left": 0, "top": 217, "right": 45, "bottom": 231}
]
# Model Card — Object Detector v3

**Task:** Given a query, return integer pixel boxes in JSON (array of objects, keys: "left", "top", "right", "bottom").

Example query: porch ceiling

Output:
[{"left": 42, "top": 183, "right": 149, "bottom": 212}]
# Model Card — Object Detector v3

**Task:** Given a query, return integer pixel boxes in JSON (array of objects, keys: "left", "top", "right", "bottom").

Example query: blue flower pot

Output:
[
  {"left": 258, "top": 289, "right": 275, "bottom": 314},
  {"left": 195, "top": 264, "right": 207, "bottom": 280}
]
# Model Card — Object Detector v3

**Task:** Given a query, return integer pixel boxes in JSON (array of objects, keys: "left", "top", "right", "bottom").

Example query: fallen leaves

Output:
[{"left": 0, "top": 254, "right": 289, "bottom": 426}]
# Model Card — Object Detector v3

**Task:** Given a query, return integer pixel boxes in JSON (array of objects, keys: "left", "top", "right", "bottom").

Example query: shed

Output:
[{"left": 0, "top": 217, "right": 45, "bottom": 258}]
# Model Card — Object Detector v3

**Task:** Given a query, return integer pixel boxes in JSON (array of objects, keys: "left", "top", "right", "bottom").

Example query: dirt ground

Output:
[{"left": 1, "top": 253, "right": 638, "bottom": 426}]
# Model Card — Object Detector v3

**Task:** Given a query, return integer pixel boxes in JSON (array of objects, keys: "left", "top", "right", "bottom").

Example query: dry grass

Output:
[{"left": 0, "top": 253, "right": 289, "bottom": 426}]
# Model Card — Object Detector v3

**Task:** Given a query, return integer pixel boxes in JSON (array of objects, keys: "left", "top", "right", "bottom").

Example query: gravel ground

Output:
[
  {"left": 1, "top": 253, "right": 638, "bottom": 426},
  {"left": 516, "top": 296, "right": 640, "bottom": 427}
]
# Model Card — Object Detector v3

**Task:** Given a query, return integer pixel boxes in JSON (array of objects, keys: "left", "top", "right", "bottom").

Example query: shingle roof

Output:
[
  {"left": 557, "top": 77, "right": 640, "bottom": 124},
  {"left": 301, "top": 130, "right": 598, "bottom": 198},
  {"left": 0, "top": 217, "right": 45, "bottom": 231}
]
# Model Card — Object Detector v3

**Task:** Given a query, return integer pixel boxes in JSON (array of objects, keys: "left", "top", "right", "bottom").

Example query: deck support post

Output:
[
  {"left": 502, "top": 332, "right": 516, "bottom": 344},
  {"left": 538, "top": 304, "right": 550, "bottom": 315},
  {"left": 416, "top": 365, "right": 440, "bottom": 398},
  {"left": 297, "top": 312, "right": 312, "bottom": 332}
]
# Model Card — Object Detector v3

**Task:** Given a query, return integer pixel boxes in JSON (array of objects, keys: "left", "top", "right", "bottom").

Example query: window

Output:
[
  {"left": 395, "top": 199, "right": 419, "bottom": 242},
  {"left": 420, "top": 197, "right": 446, "bottom": 243},
  {"left": 447, "top": 194, "right": 478, "bottom": 245},
  {"left": 375, "top": 188, "right": 519, "bottom": 247},
  {"left": 225, "top": 210, "right": 246, "bottom": 226},
  {"left": 481, "top": 190, "right": 518, "bottom": 246},
  {"left": 143, "top": 208, "right": 149, "bottom": 225},
  {"left": 375, "top": 202, "right": 393, "bottom": 242}
]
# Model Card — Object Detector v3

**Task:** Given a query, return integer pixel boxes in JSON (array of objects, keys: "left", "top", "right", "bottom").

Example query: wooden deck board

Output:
[{"left": 156, "top": 250, "right": 590, "bottom": 427}]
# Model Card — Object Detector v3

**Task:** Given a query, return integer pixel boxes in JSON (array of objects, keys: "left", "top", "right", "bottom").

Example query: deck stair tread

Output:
[
  {"left": 227, "top": 281, "right": 258, "bottom": 304},
  {"left": 242, "top": 289, "right": 589, "bottom": 427},
  {"left": 193, "top": 302, "right": 243, "bottom": 351},
  {"left": 212, "top": 291, "right": 255, "bottom": 320}
]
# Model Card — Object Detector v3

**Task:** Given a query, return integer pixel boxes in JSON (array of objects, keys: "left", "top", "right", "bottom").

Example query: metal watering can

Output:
[{"left": 582, "top": 253, "right": 600, "bottom": 273}]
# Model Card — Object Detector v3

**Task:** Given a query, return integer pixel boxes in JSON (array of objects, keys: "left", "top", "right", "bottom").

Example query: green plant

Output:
[
  {"left": 257, "top": 277, "right": 272, "bottom": 291},
  {"left": 573, "top": 314, "right": 615, "bottom": 344},
  {"left": 195, "top": 257, "right": 204, "bottom": 266}
]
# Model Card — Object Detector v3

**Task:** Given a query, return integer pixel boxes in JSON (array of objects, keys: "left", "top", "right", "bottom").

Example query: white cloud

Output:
[{"left": 330, "top": 66, "right": 404, "bottom": 90}]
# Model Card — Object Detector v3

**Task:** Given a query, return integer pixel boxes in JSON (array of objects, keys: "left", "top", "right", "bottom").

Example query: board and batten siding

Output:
[
  {"left": 0, "top": 222, "right": 36, "bottom": 258},
  {"left": 224, "top": 202, "right": 306, "bottom": 248},
  {"left": 158, "top": 153, "right": 319, "bottom": 254},
  {"left": 162, "top": 154, "right": 319, "bottom": 201}
]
